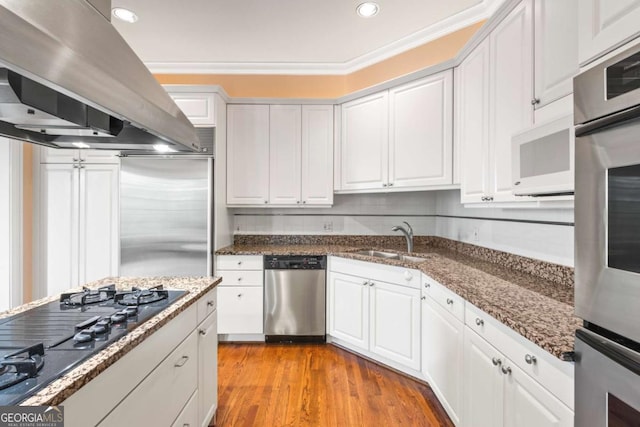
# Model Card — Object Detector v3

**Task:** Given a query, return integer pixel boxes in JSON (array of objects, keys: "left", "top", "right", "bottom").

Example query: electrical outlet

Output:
[
  {"left": 323, "top": 221, "right": 333, "bottom": 232},
  {"left": 472, "top": 227, "right": 479, "bottom": 242}
]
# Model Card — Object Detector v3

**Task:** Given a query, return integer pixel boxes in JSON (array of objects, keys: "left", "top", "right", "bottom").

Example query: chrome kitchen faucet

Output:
[{"left": 392, "top": 221, "right": 414, "bottom": 253}]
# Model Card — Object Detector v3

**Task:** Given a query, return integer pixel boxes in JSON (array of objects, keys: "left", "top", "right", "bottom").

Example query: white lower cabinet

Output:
[
  {"left": 62, "top": 290, "right": 218, "bottom": 427},
  {"left": 421, "top": 292, "right": 463, "bottom": 425},
  {"left": 463, "top": 326, "right": 573, "bottom": 427},
  {"left": 216, "top": 255, "right": 264, "bottom": 337},
  {"left": 328, "top": 258, "right": 421, "bottom": 372}
]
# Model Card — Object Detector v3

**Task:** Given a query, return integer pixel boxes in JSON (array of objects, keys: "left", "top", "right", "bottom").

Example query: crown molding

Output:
[{"left": 146, "top": 0, "right": 504, "bottom": 76}]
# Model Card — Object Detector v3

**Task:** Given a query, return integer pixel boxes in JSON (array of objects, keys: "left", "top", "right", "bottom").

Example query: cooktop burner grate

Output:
[
  {"left": 0, "top": 343, "right": 45, "bottom": 391},
  {"left": 115, "top": 285, "right": 169, "bottom": 306},
  {"left": 60, "top": 284, "right": 117, "bottom": 306}
]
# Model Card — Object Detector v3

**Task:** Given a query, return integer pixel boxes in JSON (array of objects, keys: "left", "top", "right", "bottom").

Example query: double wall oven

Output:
[{"left": 574, "top": 42, "right": 640, "bottom": 426}]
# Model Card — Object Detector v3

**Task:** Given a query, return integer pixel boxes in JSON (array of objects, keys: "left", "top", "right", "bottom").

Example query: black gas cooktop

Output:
[{"left": 0, "top": 285, "right": 186, "bottom": 406}]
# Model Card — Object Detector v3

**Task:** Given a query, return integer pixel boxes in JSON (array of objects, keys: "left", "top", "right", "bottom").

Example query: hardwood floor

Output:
[{"left": 216, "top": 343, "right": 454, "bottom": 427}]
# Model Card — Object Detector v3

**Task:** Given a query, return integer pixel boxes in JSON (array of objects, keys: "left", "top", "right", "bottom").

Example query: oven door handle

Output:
[
  {"left": 576, "top": 329, "right": 640, "bottom": 376},
  {"left": 576, "top": 104, "right": 640, "bottom": 137}
]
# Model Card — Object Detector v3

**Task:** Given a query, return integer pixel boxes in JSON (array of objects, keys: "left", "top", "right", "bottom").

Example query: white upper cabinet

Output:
[
  {"left": 269, "top": 105, "right": 302, "bottom": 205},
  {"left": 301, "top": 105, "right": 334, "bottom": 205},
  {"left": 389, "top": 71, "right": 453, "bottom": 188},
  {"left": 226, "top": 105, "right": 270, "bottom": 205},
  {"left": 457, "top": 39, "right": 491, "bottom": 204},
  {"left": 489, "top": 0, "right": 534, "bottom": 203},
  {"left": 458, "top": 0, "right": 533, "bottom": 204},
  {"left": 341, "top": 92, "right": 389, "bottom": 191},
  {"left": 169, "top": 92, "right": 216, "bottom": 126},
  {"left": 227, "top": 104, "right": 333, "bottom": 207},
  {"left": 533, "top": 0, "right": 580, "bottom": 108},
  {"left": 340, "top": 70, "right": 454, "bottom": 193},
  {"left": 578, "top": 0, "right": 640, "bottom": 65}
]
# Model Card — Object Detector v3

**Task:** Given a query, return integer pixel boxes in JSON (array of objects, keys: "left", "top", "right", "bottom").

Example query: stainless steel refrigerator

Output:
[{"left": 120, "top": 157, "right": 212, "bottom": 276}]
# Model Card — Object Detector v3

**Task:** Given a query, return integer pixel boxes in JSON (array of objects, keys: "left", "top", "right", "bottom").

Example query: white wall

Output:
[
  {"left": 0, "top": 138, "right": 23, "bottom": 310},
  {"left": 434, "top": 190, "right": 574, "bottom": 266},
  {"left": 233, "top": 192, "right": 437, "bottom": 236}
]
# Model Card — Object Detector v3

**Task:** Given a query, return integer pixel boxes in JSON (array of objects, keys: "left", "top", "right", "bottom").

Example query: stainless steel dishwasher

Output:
[{"left": 264, "top": 255, "right": 326, "bottom": 343}]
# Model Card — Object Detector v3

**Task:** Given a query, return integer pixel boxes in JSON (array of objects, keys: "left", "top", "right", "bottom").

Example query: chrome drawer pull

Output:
[
  {"left": 501, "top": 366, "right": 512, "bottom": 375},
  {"left": 446, "top": 298, "right": 454, "bottom": 305},
  {"left": 207, "top": 300, "right": 214, "bottom": 307},
  {"left": 174, "top": 355, "right": 189, "bottom": 367},
  {"left": 237, "top": 293, "right": 243, "bottom": 298},
  {"left": 421, "top": 296, "right": 426, "bottom": 300},
  {"left": 237, "top": 261, "right": 242, "bottom": 266},
  {"left": 475, "top": 318, "right": 484, "bottom": 326},
  {"left": 199, "top": 329, "right": 207, "bottom": 336},
  {"left": 525, "top": 354, "right": 537, "bottom": 365},
  {"left": 492, "top": 357, "right": 502, "bottom": 366},
  {"left": 424, "top": 283, "right": 430, "bottom": 288}
]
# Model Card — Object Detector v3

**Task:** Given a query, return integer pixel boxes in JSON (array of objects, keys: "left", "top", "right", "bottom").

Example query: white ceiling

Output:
[{"left": 111, "top": 0, "right": 503, "bottom": 74}]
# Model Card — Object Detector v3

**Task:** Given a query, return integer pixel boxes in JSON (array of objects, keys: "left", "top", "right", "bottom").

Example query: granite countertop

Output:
[
  {"left": 217, "top": 241, "right": 580, "bottom": 360},
  {"left": 0, "top": 276, "right": 220, "bottom": 406}
]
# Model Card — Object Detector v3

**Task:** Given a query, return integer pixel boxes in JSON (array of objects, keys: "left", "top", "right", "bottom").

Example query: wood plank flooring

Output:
[{"left": 216, "top": 343, "right": 454, "bottom": 427}]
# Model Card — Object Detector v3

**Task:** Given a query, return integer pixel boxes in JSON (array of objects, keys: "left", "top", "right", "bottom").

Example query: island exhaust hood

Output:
[{"left": 0, "top": 0, "right": 201, "bottom": 152}]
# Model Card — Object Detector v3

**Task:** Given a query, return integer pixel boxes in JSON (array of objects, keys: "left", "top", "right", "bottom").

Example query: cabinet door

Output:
[
  {"left": 503, "top": 362, "right": 574, "bottom": 427},
  {"left": 340, "top": 92, "right": 389, "bottom": 191},
  {"left": 534, "top": 0, "right": 579, "bottom": 108},
  {"left": 172, "top": 391, "right": 198, "bottom": 427},
  {"left": 227, "top": 105, "right": 270, "bottom": 205},
  {"left": 422, "top": 296, "right": 463, "bottom": 425},
  {"left": 198, "top": 311, "right": 218, "bottom": 427},
  {"left": 369, "top": 280, "right": 420, "bottom": 370},
  {"left": 328, "top": 272, "right": 369, "bottom": 350},
  {"left": 78, "top": 164, "right": 119, "bottom": 284},
  {"left": 39, "top": 164, "right": 79, "bottom": 296},
  {"left": 389, "top": 71, "right": 453, "bottom": 189},
  {"left": 463, "top": 327, "right": 505, "bottom": 427},
  {"left": 489, "top": 0, "right": 533, "bottom": 202},
  {"left": 217, "top": 286, "right": 263, "bottom": 334},
  {"left": 301, "top": 105, "right": 333, "bottom": 205},
  {"left": 170, "top": 93, "right": 216, "bottom": 126},
  {"left": 457, "top": 40, "right": 491, "bottom": 203},
  {"left": 269, "top": 105, "right": 302, "bottom": 205},
  {"left": 578, "top": 0, "right": 640, "bottom": 65}
]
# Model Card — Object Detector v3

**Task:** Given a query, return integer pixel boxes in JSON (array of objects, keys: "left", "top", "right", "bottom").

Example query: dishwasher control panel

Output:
[{"left": 264, "top": 255, "right": 326, "bottom": 270}]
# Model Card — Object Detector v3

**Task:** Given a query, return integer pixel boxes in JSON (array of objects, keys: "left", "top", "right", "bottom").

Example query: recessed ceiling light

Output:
[
  {"left": 356, "top": 2, "right": 379, "bottom": 18},
  {"left": 72, "top": 142, "right": 91, "bottom": 149},
  {"left": 153, "top": 144, "right": 176, "bottom": 153},
  {"left": 112, "top": 7, "right": 138, "bottom": 23}
]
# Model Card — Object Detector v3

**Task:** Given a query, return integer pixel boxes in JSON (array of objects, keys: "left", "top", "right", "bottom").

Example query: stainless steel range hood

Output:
[{"left": 0, "top": 0, "right": 201, "bottom": 152}]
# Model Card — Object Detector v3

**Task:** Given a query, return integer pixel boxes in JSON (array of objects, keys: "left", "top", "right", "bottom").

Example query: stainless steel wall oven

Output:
[{"left": 574, "top": 42, "right": 640, "bottom": 426}]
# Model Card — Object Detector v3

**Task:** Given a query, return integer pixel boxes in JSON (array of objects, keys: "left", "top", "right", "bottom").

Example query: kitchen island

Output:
[{"left": 0, "top": 276, "right": 220, "bottom": 427}]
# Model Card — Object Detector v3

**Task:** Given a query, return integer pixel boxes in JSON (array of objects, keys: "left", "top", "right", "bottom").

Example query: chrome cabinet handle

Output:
[
  {"left": 199, "top": 329, "right": 207, "bottom": 336},
  {"left": 73, "top": 164, "right": 79, "bottom": 169},
  {"left": 382, "top": 183, "right": 388, "bottom": 187},
  {"left": 369, "top": 281, "right": 374, "bottom": 287},
  {"left": 531, "top": 98, "right": 540, "bottom": 105},
  {"left": 264, "top": 200, "right": 268, "bottom": 204},
  {"left": 72, "top": 157, "right": 79, "bottom": 161},
  {"left": 237, "top": 276, "right": 243, "bottom": 281},
  {"left": 174, "top": 356, "right": 189, "bottom": 367},
  {"left": 424, "top": 283, "right": 430, "bottom": 288},
  {"left": 475, "top": 318, "right": 484, "bottom": 326},
  {"left": 302, "top": 201, "right": 306, "bottom": 204},
  {"left": 296, "top": 201, "right": 300, "bottom": 204},
  {"left": 492, "top": 357, "right": 502, "bottom": 366},
  {"left": 486, "top": 196, "right": 494, "bottom": 201},
  {"left": 446, "top": 298, "right": 454, "bottom": 305},
  {"left": 362, "top": 281, "right": 369, "bottom": 286},
  {"left": 237, "top": 293, "right": 243, "bottom": 298},
  {"left": 525, "top": 354, "right": 537, "bottom": 365},
  {"left": 237, "top": 261, "right": 242, "bottom": 266},
  {"left": 388, "top": 183, "right": 394, "bottom": 187},
  {"left": 501, "top": 366, "right": 512, "bottom": 375},
  {"left": 421, "top": 296, "right": 426, "bottom": 300},
  {"left": 207, "top": 300, "right": 214, "bottom": 307}
]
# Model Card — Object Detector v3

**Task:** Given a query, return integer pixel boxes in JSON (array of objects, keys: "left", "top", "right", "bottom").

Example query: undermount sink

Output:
[{"left": 355, "top": 250, "right": 427, "bottom": 263}]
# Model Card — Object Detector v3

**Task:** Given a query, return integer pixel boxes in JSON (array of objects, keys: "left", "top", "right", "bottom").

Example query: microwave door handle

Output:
[
  {"left": 576, "top": 104, "right": 640, "bottom": 137},
  {"left": 576, "top": 329, "right": 640, "bottom": 376}
]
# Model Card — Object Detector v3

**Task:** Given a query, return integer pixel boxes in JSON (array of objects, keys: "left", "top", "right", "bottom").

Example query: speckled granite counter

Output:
[
  {"left": 0, "top": 276, "right": 220, "bottom": 406},
  {"left": 217, "top": 236, "right": 579, "bottom": 360}
]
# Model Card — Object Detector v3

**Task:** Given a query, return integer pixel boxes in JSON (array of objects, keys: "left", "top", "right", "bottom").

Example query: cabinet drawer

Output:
[
  {"left": 330, "top": 256, "right": 420, "bottom": 289},
  {"left": 99, "top": 331, "right": 198, "bottom": 427},
  {"left": 171, "top": 390, "right": 198, "bottom": 427},
  {"left": 466, "top": 303, "right": 574, "bottom": 409},
  {"left": 218, "top": 286, "right": 263, "bottom": 334},
  {"left": 216, "top": 255, "right": 263, "bottom": 271},
  {"left": 217, "top": 270, "right": 263, "bottom": 287},
  {"left": 197, "top": 288, "right": 217, "bottom": 324},
  {"left": 422, "top": 276, "right": 464, "bottom": 322}
]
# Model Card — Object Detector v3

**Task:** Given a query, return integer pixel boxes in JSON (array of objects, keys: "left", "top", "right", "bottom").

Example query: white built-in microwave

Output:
[{"left": 511, "top": 115, "right": 574, "bottom": 196}]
